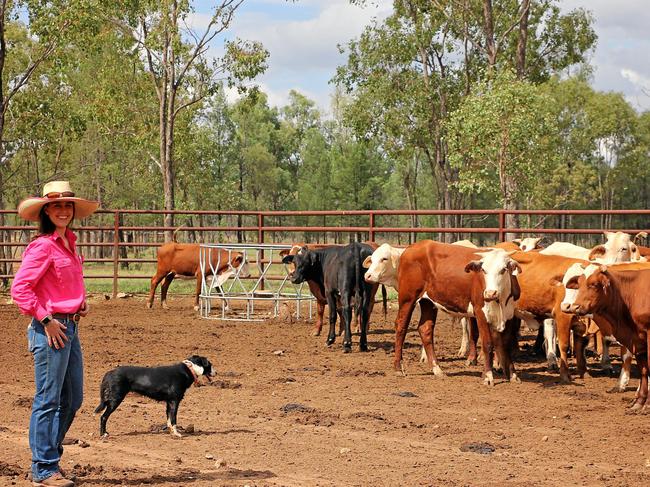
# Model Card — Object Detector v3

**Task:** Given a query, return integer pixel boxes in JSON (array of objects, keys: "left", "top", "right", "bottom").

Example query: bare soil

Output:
[{"left": 1, "top": 295, "right": 649, "bottom": 487}]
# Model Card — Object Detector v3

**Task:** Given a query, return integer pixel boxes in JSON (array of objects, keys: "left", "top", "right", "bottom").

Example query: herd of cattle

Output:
[{"left": 148, "top": 231, "right": 650, "bottom": 411}]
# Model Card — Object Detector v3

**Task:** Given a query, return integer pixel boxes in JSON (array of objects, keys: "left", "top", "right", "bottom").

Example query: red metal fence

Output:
[{"left": 1, "top": 208, "right": 649, "bottom": 297}]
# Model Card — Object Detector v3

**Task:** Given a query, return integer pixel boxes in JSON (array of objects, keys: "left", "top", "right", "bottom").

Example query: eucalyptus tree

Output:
[
  {"left": 108, "top": 0, "right": 269, "bottom": 237},
  {"left": 337, "top": 0, "right": 596, "bottom": 235}
]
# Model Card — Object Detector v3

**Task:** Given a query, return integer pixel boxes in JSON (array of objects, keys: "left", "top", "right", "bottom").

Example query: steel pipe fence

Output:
[{"left": 1, "top": 208, "right": 649, "bottom": 298}]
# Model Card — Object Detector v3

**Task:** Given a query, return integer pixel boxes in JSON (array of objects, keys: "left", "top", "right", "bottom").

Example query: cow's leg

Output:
[
  {"left": 325, "top": 292, "right": 338, "bottom": 347},
  {"left": 600, "top": 334, "right": 613, "bottom": 373},
  {"left": 417, "top": 300, "right": 444, "bottom": 377},
  {"left": 147, "top": 270, "right": 168, "bottom": 308},
  {"left": 573, "top": 322, "right": 590, "bottom": 379},
  {"left": 458, "top": 317, "right": 470, "bottom": 358},
  {"left": 340, "top": 293, "right": 353, "bottom": 353},
  {"left": 192, "top": 273, "right": 203, "bottom": 310},
  {"left": 474, "top": 311, "right": 495, "bottom": 386},
  {"left": 394, "top": 298, "right": 418, "bottom": 375},
  {"left": 312, "top": 299, "right": 326, "bottom": 336},
  {"left": 556, "top": 313, "right": 573, "bottom": 383},
  {"left": 504, "top": 318, "right": 521, "bottom": 383},
  {"left": 611, "top": 347, "right": 634, "bottom": 393},
  {"left": 358, "top": 289, "right": 371, "bottom": 352},
  {"left": 466, "top": 318, "right": 479, "bottom": 366},
  {"left": 160, "top": 273, "right": 176, "bottom": 310},
  {"left": 631, "top": 347, "right": 648, "bottom": 410},
  {"left": 543, "top": 319, "right": 558, "bottom": 371}
]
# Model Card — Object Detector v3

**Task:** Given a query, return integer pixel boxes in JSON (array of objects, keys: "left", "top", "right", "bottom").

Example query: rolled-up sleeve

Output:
[{"left": 11, "top": 240, "right": 51, "bottom": 321}]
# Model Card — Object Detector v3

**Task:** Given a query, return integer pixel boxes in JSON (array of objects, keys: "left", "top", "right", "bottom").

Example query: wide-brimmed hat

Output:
[{"left": 17, "top": 181, "right": 100, "bottom": 221}]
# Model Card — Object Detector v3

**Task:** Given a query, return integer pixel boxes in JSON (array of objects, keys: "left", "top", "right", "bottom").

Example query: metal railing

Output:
[{"left": 1, "top": 208, "right": 649, "bottom": 297}]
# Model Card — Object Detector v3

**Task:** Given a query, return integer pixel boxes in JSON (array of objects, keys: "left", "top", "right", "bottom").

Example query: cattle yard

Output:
[{"left": 1, "top": 296, "right": 648, "bottom": 487}]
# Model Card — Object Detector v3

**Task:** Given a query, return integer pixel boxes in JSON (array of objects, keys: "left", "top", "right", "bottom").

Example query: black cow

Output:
[{"left": 282, "top": 242, "right": 375, "bottom": 353}]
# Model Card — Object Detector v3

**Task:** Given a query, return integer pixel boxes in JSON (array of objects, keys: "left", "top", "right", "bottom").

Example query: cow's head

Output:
[
  {"left": 464, "top": 249, "right": 521, "bottom": 332},
  {"left": 589, "top": 231, "right": 640, "bottom": 263},
  {"left": 230, "top": 253, "right": 251, "bottom": 278},
  {"left": 563, "top": 265, "right": 610, "bottom": 316},
  {"left": 559, "top": 263, "right": 593, "bottom": 314},
  {"left": 363, "top": 243, "right": 401, "bottom": 286},
  {"left": 281, "top": 246, "right": 315, "bottom": 284},
  {"left": 512, "top": 237, "right": 543, "bottom": 252}
]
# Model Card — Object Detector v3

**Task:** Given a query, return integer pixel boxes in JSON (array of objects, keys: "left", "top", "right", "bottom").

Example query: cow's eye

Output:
[
  {"left": 500, "top": 268, "right": 507, "bottom": 274},
  {"left": 381, "top": 257, "right": 388, "bottom": 262}
]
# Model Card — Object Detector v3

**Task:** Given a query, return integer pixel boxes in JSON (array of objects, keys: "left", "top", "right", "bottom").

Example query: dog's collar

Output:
[{"left": 182, "top": 360, "right": 200, "bottom": 385}]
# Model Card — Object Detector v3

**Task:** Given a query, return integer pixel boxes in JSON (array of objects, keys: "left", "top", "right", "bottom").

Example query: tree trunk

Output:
[
  {"left": 483, "top": 0, "right": 497, "bottom": 70},
  {"left": 516, "top": 0, "right": 530, "bottom": 79}
]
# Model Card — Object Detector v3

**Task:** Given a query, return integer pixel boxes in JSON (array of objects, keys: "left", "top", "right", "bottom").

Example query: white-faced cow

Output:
[
  {"left": 282, "top": 242, "right": 375, "bottom": 353},
  {"left": 394, "top": 242, "right": 521, "bottom": 386},
  {"left": 564, "top": 266, "right": 650, "bottom": 410},
  {"left": 147, "top": 243, "right": 249, "bottom": 310}
]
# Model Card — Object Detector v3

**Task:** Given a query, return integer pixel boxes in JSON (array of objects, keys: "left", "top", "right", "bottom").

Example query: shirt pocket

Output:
[{"left": 53, "top": 256, "right": 76, "bottom": 282}]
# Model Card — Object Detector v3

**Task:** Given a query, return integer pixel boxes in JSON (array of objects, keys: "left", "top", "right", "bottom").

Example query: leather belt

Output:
[{"left": 53, "top": 313, "right": 81, "bottom": 323}]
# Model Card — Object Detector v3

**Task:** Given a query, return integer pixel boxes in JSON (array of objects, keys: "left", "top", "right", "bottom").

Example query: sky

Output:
[{"left": 192, "top": 0, "right": 650, "bottom": 114}]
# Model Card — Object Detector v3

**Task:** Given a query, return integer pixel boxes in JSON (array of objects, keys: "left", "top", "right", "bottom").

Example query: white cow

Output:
[{"left": 541, "top": 231, "right": 645, "bottom": 263}]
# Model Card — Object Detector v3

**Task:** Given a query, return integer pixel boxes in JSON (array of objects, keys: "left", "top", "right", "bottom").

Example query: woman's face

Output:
[{"left": 44, "top": 201, "right": 74, "bottom": 230}]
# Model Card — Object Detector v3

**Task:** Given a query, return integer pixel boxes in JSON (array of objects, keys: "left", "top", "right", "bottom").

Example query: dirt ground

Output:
[{"left": 1, "top": 295, "right": 649, "bottom": 487}]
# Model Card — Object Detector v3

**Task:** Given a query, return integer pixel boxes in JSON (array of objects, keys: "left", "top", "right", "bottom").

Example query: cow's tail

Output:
[
  {"left": 172, "top": 225, "right": 185, "bottom": 243},
  {"left": 94, "top": 399, "right": 106, "bottom": 416},
  {"left": 381, "top": 284, "right": 387, "bottom": 323}
]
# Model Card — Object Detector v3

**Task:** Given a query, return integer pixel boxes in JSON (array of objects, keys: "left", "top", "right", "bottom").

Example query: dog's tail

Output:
[{"left": 94, "top": 400, "right": 106, "bottom": 416}]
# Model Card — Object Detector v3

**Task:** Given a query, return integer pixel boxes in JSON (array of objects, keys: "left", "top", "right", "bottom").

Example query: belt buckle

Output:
[{"left": 72, "top": 313, "right": 81, "bottom": 323}]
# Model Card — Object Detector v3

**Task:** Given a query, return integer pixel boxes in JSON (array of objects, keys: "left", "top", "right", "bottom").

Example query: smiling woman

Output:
[{"left": 11, "top": 181, "right": 99, "bottom": 487}]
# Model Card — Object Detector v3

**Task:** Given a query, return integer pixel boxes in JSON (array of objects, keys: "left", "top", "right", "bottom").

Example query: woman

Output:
[{"left": 11, "top": 181, "right": 99, "bottom": 487}]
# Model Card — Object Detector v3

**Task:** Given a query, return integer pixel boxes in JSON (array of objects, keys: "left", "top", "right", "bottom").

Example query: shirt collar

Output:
[{"left": 49, "top": 228, "right": 77, "bottom": 244}]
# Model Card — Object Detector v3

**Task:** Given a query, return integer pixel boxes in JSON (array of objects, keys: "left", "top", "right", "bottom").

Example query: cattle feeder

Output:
[{"left": 198, "top": 243, "right": 316, "bottom": 321}]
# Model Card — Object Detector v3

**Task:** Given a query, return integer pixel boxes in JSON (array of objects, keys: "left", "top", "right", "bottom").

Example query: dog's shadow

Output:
[
  {"left": 78, "top": 467, "right": 276, "bottom": 485},
  {"left": 118, "top": 425, "right": 255, "bottom": 438}
]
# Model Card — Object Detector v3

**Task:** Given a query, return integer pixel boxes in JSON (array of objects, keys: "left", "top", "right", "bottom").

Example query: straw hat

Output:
[{"left": 17, "top": 181, "right": 100, "bottom": 221}]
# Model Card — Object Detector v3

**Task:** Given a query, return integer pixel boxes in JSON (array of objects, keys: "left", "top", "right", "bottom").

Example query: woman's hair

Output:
[{"left": 31, "top": 203, "right": 75, "bottom": 240}]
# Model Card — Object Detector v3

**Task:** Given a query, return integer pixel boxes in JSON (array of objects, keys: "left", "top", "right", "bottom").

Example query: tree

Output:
[
  {"left": 110, "top": 0, "right": 269, "bottom": 238},
  {"left": 446, "top": 72, "right": 558, "bottom": 235}
]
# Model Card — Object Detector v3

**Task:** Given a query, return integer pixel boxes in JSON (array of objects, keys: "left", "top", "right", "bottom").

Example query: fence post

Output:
[
  {"left": 498, "top": 210, "right": 505, "bottom": 243},
  {"left": 258, "top": 213, "right": 264, "bottom": 290},
  {"left": 113, "top": 210, "right": 120, "bottom": 298},
  {"left": 369, "top": 212, "right": 375, "bottom": 243}
]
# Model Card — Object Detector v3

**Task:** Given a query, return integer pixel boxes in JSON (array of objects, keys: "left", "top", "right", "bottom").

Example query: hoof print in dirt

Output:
[
  {"left": 460, "top": 442, "right": 496, "bottom": 454},
  {"left": 394, "top": 391, "right": 418, "bottom": 398},
  {"left": 280, "top": 403, "right": 315, "bottom": 414}
]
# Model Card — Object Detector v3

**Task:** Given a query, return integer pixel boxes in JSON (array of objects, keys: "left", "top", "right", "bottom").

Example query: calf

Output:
[
  {"left": 282, "top": 242, "right": 375, "bottom": 353},
  {"left": 280, "top": 243, "right": 385, "bottom": 336},
  {"left": 395, "top": 242, "right": 521, "bottom": 385},
  {"left": 147, "top": 243, "right": 248, "bottom": 310},
  {"left": 565, "top": 266, "right": 650, "bottom": 410}
]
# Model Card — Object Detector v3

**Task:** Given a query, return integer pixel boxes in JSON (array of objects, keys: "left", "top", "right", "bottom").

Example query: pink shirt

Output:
[{"left": 11, "top": 229, "right": 86, "bottom": 321}]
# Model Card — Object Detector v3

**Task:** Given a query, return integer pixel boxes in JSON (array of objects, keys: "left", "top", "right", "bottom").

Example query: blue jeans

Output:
[{"left": 27, "top": 318, "right": 83, "bottom": 482}]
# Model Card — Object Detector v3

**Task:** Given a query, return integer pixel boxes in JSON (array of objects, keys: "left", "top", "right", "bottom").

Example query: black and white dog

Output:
[{"left": 94, "top": 355, "right": 215, "bottom": 437}]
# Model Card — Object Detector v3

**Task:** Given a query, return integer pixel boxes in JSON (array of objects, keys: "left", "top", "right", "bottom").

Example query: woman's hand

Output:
[
  {"left": 44, "top": 319, "right": 68, "bottom": 349},
  {"left": 79, "top": 301, "right": 89, "bottom": 317}
]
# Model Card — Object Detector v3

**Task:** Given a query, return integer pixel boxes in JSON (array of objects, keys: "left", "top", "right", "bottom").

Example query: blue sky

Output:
[{"left": 191, "top": 0, "right": 650, "bottom": 114}]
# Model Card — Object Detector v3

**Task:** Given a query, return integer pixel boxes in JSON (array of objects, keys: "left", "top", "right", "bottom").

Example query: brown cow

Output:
[
  {"left": 565, "top": 266, "right": 650, "bottom": 410},
  {"left": 394, "top": 241, "right": 521, "bottom": 385},
  {"left": 279, "top": 243, "right": 386, "bottom": 336},
  {"left": 511, "top": 252, "right": 594, "bottom": 383},
  {"left": 147, "top": 243, "right": 248, "bottom": 310}
]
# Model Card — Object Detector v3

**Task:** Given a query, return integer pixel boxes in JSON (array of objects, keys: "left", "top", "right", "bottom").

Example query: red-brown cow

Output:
[
  {"left": 147, "top": 243, "right": 248, "bottom": 310},
  {"left": 395, "top": 241, "right": 521, "bottom": 386},
  {"left": 565, "top": 266, "right": 650, "bottom": 410}
]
